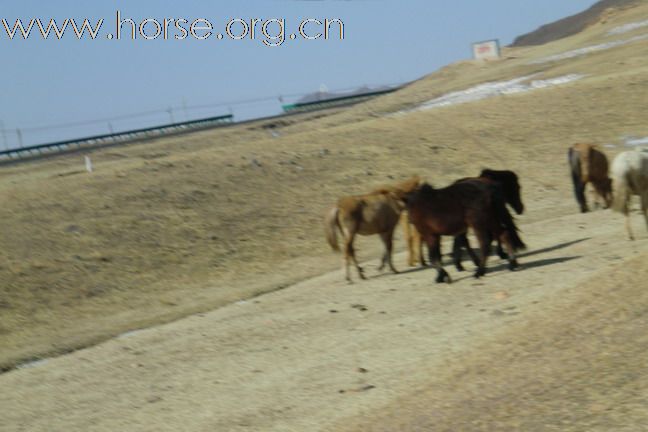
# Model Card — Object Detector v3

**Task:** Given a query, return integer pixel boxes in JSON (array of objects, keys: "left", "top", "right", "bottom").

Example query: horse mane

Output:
[
  {"left": 480, "top": 169, "right": 518, "bottom": 183},
  {"left": 371, "top": 176, "right": 421, "bottom": 199},
  {"left": 393, "top": 176, "right": 421, "bottom": 193},
  {"left": 417, "top": 183, "right": 435, "bottom": 195}
]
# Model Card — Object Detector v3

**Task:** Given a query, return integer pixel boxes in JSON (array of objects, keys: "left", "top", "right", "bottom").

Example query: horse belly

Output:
[
  {"left": 420, "top": 217, "right": 466, "bottom": 237},
  {"left": 358, "top": 205, "right": 399, "bottom": 235}
]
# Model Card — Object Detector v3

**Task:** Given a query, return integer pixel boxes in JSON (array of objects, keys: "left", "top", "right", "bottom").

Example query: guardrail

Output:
[
  {"left": 282, "top": 87, "right": 400, "bottom": 114},
  {"left": 0, "top": 114, "right": 233, "bottom": 161}
]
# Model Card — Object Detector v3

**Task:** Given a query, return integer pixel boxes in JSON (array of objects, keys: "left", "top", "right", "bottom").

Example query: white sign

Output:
[{"left": 472, "top": 40, "right": 500, "bottom": 61}]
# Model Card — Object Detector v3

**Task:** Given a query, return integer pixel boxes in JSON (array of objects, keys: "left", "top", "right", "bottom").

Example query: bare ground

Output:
[{"left": 0, "top": 207, "right": 647, "bottom": 431}]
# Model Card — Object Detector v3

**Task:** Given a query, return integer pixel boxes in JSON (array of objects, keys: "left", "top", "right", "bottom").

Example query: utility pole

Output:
[
  {"left": 182, "top": 97, "right": 188, "bottom": 121},
  {"left": 0, "top": 119, "right": 7, "bottom": 150},
  {"left": 16, "top": 128, "right": 23, "bottom": 148},
  {"left": 167, "top": 107, "right": 175, "bottom": 124}
]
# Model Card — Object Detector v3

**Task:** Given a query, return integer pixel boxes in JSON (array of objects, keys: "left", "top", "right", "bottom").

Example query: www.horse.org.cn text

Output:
[{"left": 1, "top": 11, "right": 345, "bottom": 46}]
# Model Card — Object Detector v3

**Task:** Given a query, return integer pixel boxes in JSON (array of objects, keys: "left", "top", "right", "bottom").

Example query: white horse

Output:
[{"left": 610, "top": 149, "right": 648, "bottom": 240}]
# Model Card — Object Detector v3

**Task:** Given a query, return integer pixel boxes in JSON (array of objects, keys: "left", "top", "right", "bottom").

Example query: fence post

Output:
[
  {"left": 16, "top": 128, "right": 23, "bottom": 148},
  {"left": 0, "top": 120, "right": 7, "bottom": 150}
]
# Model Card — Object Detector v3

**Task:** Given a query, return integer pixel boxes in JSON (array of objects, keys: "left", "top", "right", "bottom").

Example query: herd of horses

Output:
[{"left": 325, "top": 146, "right": 648, "bottom": 283}]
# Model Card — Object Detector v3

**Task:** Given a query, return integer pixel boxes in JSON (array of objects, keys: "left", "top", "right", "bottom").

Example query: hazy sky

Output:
[{"left": 1, "top": 0, "right": 597, "bottom": 148}]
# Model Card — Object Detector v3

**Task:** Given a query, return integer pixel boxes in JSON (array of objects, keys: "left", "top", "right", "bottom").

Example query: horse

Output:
[
  {"left": 371, "top": 177, "right": 425, "bottom": 268},
  {"left": 325, "top": 177, "right": 420, "bottom": 282},
  {"left": 404, "top": 181, "right": 526, "bottom": 283},
  {"left": 610, "top": 149, "right": 648, "bottom": 240},
  {"left": 452, "top": 169, "right": 525, "bottom": 271},
  {"left": 568, "top": 143, "right": 613, "bottom": 213}
]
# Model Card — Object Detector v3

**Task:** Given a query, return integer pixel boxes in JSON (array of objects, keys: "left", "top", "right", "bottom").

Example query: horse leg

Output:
[
  {"left": 428, "top": 235, "right": 450, "bottom": 283},
  {"left": 473, "top": 228, "right": 491, "bottom": 278},
  {"left": 413, "top": 226, "right": 427, "bottom": 266},
  {"left": 343, "top": 227, "right": 365, "bottom": 281},
  {"left": 621, "top": 194, "right": 635, "bottom": 241},
  {"left": 462, "top": 234, "right": 480, "bottom": 269},
  {"left": 380, "top": 230, "right": 398, "bottom": 274},
  {"left": 578, "top": 182, "right": 589, "bottom": 213},
  {"left": 571, "top": 175, "right": 588, "bottom": 212},
  {"left": 452, "top": 234, "right": 465, "bottom": 271},
  {"left": 498, "top": 230, "right": 519, "bottom": 270},
  {"left": 401, "top": 213, "right": 416, "bottom": 267},
  {"left": 495, "top": 239, "right": 509, "bottom": 260},
  {"left": 626, "top": 211, "right": 635, "bottom": 241}
]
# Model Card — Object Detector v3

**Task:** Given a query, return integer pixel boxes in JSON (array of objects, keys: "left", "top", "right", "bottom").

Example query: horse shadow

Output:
[
  {"left": 518, "top": 237, "right": 590, "bottom": 258},
  {"left": 369, "top": 238, "right": 590, "bottom": 281},
  {"left": 448, "top": 237, "right": 589, "bottom": 262},
  {"left": 451, "top": 255, "right": 582, "bottom": 283},
  {"left": 369, "top": 264, "right": 429, "bottom": 279}
]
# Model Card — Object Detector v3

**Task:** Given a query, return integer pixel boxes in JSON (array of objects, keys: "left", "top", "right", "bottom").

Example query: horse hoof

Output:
[
  {"left": 455, "top": 264, "right": 465, "bottom": 272},
  {"left": 508, "top": 260, "right": 519, "bottom": 271},
  {"left": 473, "top": 269, "right": 486, "bottom": 279},
  {"left": 435, "top": 270, "right": 451, "bottom": 284}
]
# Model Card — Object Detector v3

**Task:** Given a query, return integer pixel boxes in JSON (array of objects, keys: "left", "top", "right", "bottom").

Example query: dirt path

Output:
[{"left": 1, "top": 209, "right": 646, "bottom": 432}]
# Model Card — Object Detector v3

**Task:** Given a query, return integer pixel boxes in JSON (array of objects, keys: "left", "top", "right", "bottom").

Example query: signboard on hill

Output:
[{"left": 472, "top": 39, "right": 501, "bottom": 61}]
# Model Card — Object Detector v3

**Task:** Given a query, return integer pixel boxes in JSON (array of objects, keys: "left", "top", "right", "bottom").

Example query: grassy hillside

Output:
[{"left": 2, "top": 2, "right": 648, "bottom": 369}]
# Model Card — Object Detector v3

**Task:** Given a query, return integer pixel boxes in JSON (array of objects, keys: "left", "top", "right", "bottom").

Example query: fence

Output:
[
  {"left": 0, "top": 83, "right": 405, "bottom": 162},
  {"left": 0, "top": 114, "right": 233, "bottom": 161}
]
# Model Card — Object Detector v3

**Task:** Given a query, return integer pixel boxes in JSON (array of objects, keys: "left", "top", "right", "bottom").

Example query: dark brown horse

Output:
[
  {"left": 452, "top": 169, "right": 524, "bottom": 271},
  {"left": 405, "top": 181, "right": 525, "bottom": 283},
  {"left": 568, "top": 143, "right": 612, "bottom": 213}
]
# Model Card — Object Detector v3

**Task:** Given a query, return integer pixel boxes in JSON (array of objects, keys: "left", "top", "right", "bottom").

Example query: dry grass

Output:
[{"left": 2, "top": 3, "right": 648, "bottom": 369}]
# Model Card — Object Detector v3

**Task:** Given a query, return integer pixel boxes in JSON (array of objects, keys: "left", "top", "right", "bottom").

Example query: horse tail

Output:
[
  {"left": 492, "top": 185, "right": 526, "bottom": 251},
  {"left": 324, "top": 207, "right": 341, "bottom": 251}
]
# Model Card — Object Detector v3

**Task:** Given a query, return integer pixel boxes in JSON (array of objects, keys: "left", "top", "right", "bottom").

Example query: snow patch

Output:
[
  {"left": 624, "top": 136, "right": 648, "bottom": 147},
  {"left": 404, "top": 74, "right": 584, "bottom": 113},
  {"left": 608, "top": 20, "right": 648, "bottom": 35},
  {"left": 530, "top": 34, "right": 648, "bottom": 64}
]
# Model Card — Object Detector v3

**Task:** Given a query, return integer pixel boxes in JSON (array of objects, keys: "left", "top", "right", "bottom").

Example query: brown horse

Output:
[
  {"left": 568, "top": 143, "right": 613, "bottom": 213},
  {"left": 452, "top": 169, "right": 525, "bottom": 271},
  {"left": 404, "top": 181, "right": 525, "bottom": 283},
  {"left": 325, "top": 177, "right": 420, "bottom": 282}
]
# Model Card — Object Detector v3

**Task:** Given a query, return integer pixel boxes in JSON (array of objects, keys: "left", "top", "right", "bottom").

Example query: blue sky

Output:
[{"left": 0, "top": 0, "right": 596, "bottom": 148}]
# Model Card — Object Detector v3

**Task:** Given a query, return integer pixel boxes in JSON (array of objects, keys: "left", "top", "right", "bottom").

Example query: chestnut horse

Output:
[
  {"left": 325, "top": 177, "right": 420, "bottom": 282},
  {"left": 405, "top": 181, "right": 525, "bottom": 283},
  {"left": 568, "top": 143, "right": 613, "bottom": 213}
]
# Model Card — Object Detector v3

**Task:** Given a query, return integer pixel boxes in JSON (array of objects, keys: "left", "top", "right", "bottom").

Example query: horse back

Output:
[
  {"left": 337, "top": 193, "right": 401, "bottom": 234},
  {"left": 407, "top": 181, "right": 490, "bottom": 236}
]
